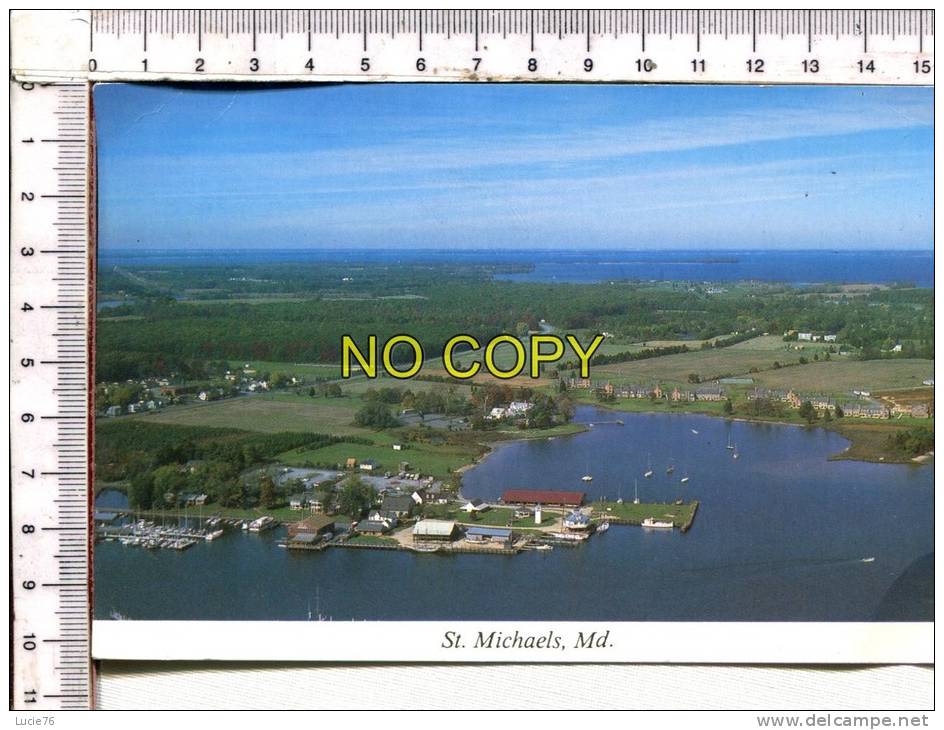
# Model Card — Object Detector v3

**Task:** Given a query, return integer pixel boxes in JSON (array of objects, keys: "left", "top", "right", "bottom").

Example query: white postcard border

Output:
[{"left": 92, "top": 620, "right": 932, "bottom": 664}]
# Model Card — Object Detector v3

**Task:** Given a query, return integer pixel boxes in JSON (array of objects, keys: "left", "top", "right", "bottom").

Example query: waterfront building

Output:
[
  {"left": 413, "top": 520, "right": 457, "bottom": 541},
  {"left": 465, "top": 526, "right": 512, "bottom": 547},
  {"left": 286, "top": 515, "right": 335, "bottom": 538}
]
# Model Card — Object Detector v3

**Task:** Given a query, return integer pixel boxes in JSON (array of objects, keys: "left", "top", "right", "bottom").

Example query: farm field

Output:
[
  {"left": 131, "top": 391, "right": 366, "bottom": 435},
  {"left": 751, "top": 359, "right": 933, "bottom": 396},
  {"left": 591, "top": 337, "right": 815, "bottom": 386},
  {"left": 228, "top": 360, "right": 345, "bottom": 379}
]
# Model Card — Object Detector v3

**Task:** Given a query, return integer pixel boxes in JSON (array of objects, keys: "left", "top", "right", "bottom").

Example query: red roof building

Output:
[{"left": 500, "top": 490, "right": 584, "bottom": 507}]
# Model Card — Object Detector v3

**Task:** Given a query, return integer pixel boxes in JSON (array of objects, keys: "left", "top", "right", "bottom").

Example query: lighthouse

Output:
[{"left": 534, "top": 504, "right": 542, "bottom": 525}]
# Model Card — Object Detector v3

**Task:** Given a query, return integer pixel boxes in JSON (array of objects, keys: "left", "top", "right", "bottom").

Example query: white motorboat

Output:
[{"left": 641, "top": 517, "right": 674, "bottom": 529}]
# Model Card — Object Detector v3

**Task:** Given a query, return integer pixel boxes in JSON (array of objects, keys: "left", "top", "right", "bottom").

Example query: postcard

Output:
[{"left": 88, "top": 82, "right": 932, "bottom": 664}]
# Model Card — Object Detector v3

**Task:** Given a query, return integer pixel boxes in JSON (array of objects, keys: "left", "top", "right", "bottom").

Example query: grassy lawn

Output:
[
  {"left": 279, "top": 438, "right": 479, "bottom": 479},
  {"left": 592, "top": 500, "right": 697, "bottom": 527},
  {"left": 421, "top": 504, "right": 565, "bottom": 528}
]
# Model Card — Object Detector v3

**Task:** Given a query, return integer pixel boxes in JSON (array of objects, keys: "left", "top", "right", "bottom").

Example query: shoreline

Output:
[{"left": 562, "top": 397, "right": 933, "bottom": 466}]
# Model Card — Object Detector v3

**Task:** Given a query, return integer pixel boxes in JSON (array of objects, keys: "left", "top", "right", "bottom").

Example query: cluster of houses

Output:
[
  {"left": 103, "top": 398, "right": 166, "bottom": 417},
  {"left": 567, "top": 378, "right": 727, "bottom": 402},
  {"left": 101, "top": 366, "right": 292, "bottom": 418},
  {"left": 486, "top": 401, "right": 534, "bottom": 420},
  {"left": 748, "top": 388, "right": 931, "bottom": 419},
  {"left": 796, "top": 332, "right": 839, "bottom": 343}
]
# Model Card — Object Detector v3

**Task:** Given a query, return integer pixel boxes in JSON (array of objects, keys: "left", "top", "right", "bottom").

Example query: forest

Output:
[{"left": 96, "top": 262, "right": 934, "bottom": 383}]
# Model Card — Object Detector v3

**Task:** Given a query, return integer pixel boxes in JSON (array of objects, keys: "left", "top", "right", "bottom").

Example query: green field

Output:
[
  {"left": 133, "top": 391, "right": 366, "bottom": 434},
  {"left": 750, "top": 359, "right": 933, "bottom": 396},
  {"left": 228, "top": 360, "right": 344, "bottom": 379},
  {"left": 590, "top": 334, "right": 914, "bottom": 391},
  {"left": 592, "top": 500, "right": 698, "bottom": 528},
  {"left": 591, "top": 345, "right": 794, "bottom": 386},
  {"left": 280, "top": 436, "right": 480, "bottom": 479}
]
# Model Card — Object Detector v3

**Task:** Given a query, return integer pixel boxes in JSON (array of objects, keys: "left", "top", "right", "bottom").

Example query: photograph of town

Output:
[{"left": 92, "top": 83, "right": 932, "bottom": 623}]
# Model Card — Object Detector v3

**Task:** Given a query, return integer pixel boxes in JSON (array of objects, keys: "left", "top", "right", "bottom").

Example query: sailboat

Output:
[
  {"left": 643, "top": 454, "right": 653, "bottom": 479},
  {"left": 616, "top": 485, "right": 624, "bottom": 505},
  {"left": 633, "top": 479, "right": 640, "bottom": 505},
  {"left": 309, "top": 587, "right": 330, "bottom": 621},
  {"left": 732, "top": 444, "right": 739, "bottom": 460},
  {"left": 726, "top": 434, "right": 735, "bottom": 450},
  {"left": 690, "top": 429, "right": 699, "bottom": 435},
  {"left": 680, "top": 471, "right": 690, "bottom": 484},
  {"left": 581, "top": 458, "right": 593, "bottom": 482},
  {"left": 666, "top": 460, "right": 675, "bottom": 475}
]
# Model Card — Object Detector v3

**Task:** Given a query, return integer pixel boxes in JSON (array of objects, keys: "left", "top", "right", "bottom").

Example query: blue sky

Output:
[{"left": 95, "top": 84, "right": 932, "bottom": 251}]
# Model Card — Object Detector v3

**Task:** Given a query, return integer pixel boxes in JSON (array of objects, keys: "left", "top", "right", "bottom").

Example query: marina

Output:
[{"left": 95, "top": 408, "right": 933, "bottom": 622}]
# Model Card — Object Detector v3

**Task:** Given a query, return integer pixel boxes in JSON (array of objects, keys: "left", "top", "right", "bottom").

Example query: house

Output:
[
  {"left": 392, "top": 444, "right": 403, "bottom": 451},
  {"left": 823, "top": 334, "right": 838, "bottom": 342},
  {"left": 332, "top": 518, "right": 353, "bottom": 534},
  {"left": 105, "top": 405, "right": 123, "bottom": 417},
  {"left": 198, "top": 391, "right": 209, "bottom": 401},
  {"left": 356, "top": 519, "right": 393, "bottom": 535},
  {"left": 345, "top": 458, "right": 358, "bottom": 469},
  {"left": 797, "top": 332, "right": 813, "bottom": 341},
  {"left": 367, "top": 510, "right": 399, "bottom": 528},
  {"left": 694, "top": 385, "right": 725, "bottom": 401},
  {"left": 922, "top": 379, "right": 934, "bottom": 386},
  {"left": 381, "top": 493, "right": 415, "bottom": 517},
  {"left": 461, "top": 499, "right": 489, "bottom": 513},
  {"left": 487, "top": 407, "right": 507, "bottom": 420},
  {"left": 413, "top": 520, "right": 457, "bottom": 541},
  {"left": 891, "top": 344, "right": 903, "bottom": 353},
  {"left": 359, "top": 459, "right": 379, "bottom": 472},
  {"left": 289, "top": 494, "right": 308, "bottom": 511}
]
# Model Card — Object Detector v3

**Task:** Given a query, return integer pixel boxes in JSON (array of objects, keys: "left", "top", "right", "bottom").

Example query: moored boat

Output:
[{"left": 641, "top": 517, "right": 674, "bottom": 529}]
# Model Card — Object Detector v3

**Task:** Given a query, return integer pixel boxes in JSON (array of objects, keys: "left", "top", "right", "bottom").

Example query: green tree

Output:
[
  {"left": 259, "top": 474, "right": 276, "bottom": 509},
  {"left": 152, "top": 464, "right": 187, "bottom": 507},
  {"left": 354, "top": 401, "right": 399, "bottom": 429},
  {"left": 127, "top": 472, "right": 155, "bottom": 510},
  {"left": 835, "top": 404, "right": 844, "bottom": 419},
  {"left": 337, "top": 476, "right": 376, "bottom": 518},
  {"left": 798, "top": 400, "right": 817, "bottom": 424},
  {"left": 723, "top": 398, "right": 734, "bottom": 416}
]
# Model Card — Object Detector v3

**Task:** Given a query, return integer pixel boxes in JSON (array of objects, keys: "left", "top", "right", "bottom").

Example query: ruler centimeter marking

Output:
[
  {"left": 9, "top": 9, "right": 935, "bottom": 84},
  {"left": 11, "top": 80, "right": 92, "bottom": 711},
  {"left": 7, "top": 7, "right": 934, "bottom": 711}
]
